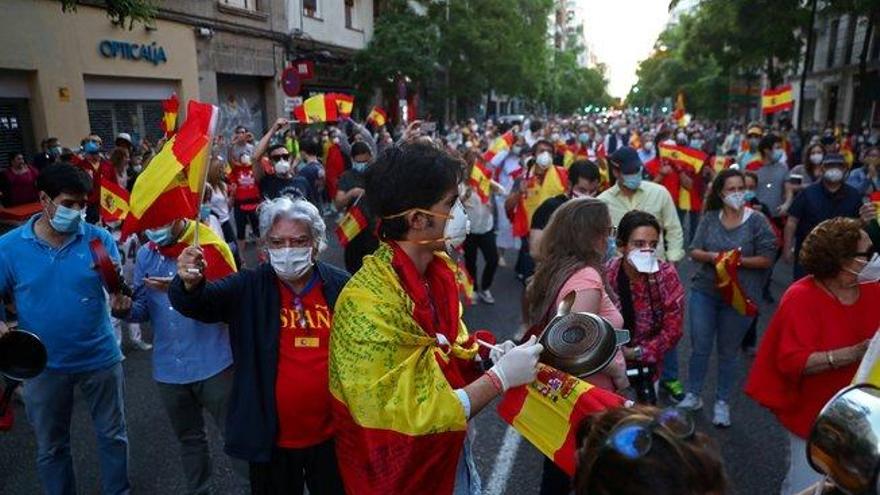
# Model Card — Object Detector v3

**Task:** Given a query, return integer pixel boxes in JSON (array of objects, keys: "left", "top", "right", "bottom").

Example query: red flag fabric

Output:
[
  {"left": 469, "top": 160, "right": 492, "bottom": 204},
  {"left": 156, "top": 221, "right": 236, "bottom": 281},
  {"left": 160, "top": 93, "right": 179, "bottom": 138},
  {"left": 366, "top": 107, "right": 387, "bottom": 127},
  {"left": 715, "top": 249, "right": 758, "bottom": 317}
]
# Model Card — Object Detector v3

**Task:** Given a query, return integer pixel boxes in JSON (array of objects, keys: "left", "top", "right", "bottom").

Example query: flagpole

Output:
[{"left": 192, "top": 104, "right": 220, "bottom": 249}]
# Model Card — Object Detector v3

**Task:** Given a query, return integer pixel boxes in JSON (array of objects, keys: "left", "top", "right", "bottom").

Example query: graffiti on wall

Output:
[{"left": 217, "top": 94, "right": 265, "bottom": 139}]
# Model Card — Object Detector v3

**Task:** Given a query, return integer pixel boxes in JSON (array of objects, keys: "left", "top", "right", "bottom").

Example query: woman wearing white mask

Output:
[
  {"left": 679, "top": 169, "right": 776, "bottom": 427},
  {"left": 606, "top": 210, "right": 685, "bottom": 405},
  {"left": 171, "top": 197, "right": 351, "bottom": 494},
  {"left": 746, "top": 217, "right": 880, "bottom": 495}
]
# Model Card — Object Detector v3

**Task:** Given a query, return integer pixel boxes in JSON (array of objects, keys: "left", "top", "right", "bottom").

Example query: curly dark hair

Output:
[
  {"left": 574, "top": 405, "right": 727, "bottom": 495},
  {"left": 704, "top": 168, "right": 745, "bottom": 212},
  {"left": 799, "top": 217, "right": 865, "bottom": 279}
]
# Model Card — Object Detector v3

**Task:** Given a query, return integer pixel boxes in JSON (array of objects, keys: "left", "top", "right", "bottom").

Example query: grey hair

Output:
[{"left": 257, "top": 197, "right": 327, "bottom": 252}]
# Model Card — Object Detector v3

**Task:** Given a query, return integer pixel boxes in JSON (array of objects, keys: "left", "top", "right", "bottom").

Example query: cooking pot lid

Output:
[
  {"left": 540, "top": 312, "right": 628, "bottom": 378},
  {"left": 0, "top": 330, "right": 47, "bottom": 381}
]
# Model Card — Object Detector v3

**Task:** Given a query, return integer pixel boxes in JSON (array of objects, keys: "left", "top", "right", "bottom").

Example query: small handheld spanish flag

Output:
[
  {"left": 469, "top": 160, "right": 492, "bottom": 204},
  {"left": 157, "top": 220, "right": 237, "bottom": 281},
  {"left": 366, "top": 107, "right": 387, "bottom": 127},
  {"left": 329, "top": 93, "right": 354, "bottom": 118},
  {"left": 715, "top": 249, "right": 758, "bottom": 317},
  {"left": 336, "top": 201, "right": 368, "bottom": 247},
  {"left": 761, "top": 84, "right": 794, "bottom": 115},
  {"left": 658, "top": 143, "right": 707, "bottom": 173},
  {"left": 160, "top": 93, "right": 179, "bottom": 138},
  {"left": 482, "top": 131, "right": 515, "bottom": 165},
  {"left": 712, "top": 156, "right": 732, "bottom": 173},
  {"left": 99, "top": 177, "right": 130, "bottom": 223}
]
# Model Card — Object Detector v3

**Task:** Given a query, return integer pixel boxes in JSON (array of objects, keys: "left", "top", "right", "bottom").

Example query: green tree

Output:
[{"left": 56, "top": 0, "right": 157, "bottom": 29}]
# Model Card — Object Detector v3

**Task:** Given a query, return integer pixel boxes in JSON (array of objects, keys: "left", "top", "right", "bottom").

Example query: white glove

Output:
[
  {"left": 489, "top": 340, "right": 517, "bottom": 364},
  {"left": 490, "top": 335, "right": 543, "bottom": 391}
]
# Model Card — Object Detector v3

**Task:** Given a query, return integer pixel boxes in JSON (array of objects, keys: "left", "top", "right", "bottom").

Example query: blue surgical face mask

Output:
[
  {"left": 605, "top": 236, "right": 618, "bottom": 262},
  {"left": 352, "top": 161, "right": 368, "bottom": 173},
  {"left": 199, "top": 205, "right": 212, "bottom": 221},
  {"left": 83, "top": 141, "right": 100, "bottom": 154},
  {"left": 578, "top": 133, "right": 590, "bottom": 144},
  {"left": 743, "top": 190, "right": 756, "bottom": 202},
  {"left": 772, "top": 149, "right": 785, "bottom": 163},
  {"left": 49, "top": 203, "right": 84, "bottom": 234},
  {"left": 145, "top": 225, "right": 175, "bottom": 246},
  {"left": 621, "top": 170, "right": 642, "bottom": 190}
]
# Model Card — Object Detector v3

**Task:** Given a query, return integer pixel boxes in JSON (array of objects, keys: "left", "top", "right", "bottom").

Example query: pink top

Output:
[{"left": 554, "top": 266, "right": 628, "bottom": 391}]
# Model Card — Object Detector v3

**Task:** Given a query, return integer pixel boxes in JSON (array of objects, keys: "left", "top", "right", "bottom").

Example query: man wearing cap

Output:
[
  {"left": 115, "top": 133, "right": 134, "bottom": 154},
  {"left": 737, "top": 124, "right": 765, "bottom": 171},
  {"left": 597, "top": 146, "right": 684, "bottom": 263},
  {"left": 784, "top": 153, "right": 864, "bottom": 280},
  {"left": 74, "top": 137, "right": 115, "bottom": 224}
]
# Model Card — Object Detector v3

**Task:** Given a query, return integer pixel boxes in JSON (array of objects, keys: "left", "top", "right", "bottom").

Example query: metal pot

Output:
[
  {"left": 537, "top": 291, "right": 630, "bottom": 378},
  {"left": 807, "top": 383, "right": 880, "bottom": 495},
  {"left": 0, "top": 330, "right": 47, "bottom": 417}
]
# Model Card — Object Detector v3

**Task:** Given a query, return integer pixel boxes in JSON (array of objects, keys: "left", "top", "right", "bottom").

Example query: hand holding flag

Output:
[{"left": 715, "top": 249, "right": 758, "bottom": 317}]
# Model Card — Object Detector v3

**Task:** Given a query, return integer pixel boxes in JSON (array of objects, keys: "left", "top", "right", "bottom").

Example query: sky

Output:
[{"left": 577, "top": 0, "right": 672, "bottom": 98}]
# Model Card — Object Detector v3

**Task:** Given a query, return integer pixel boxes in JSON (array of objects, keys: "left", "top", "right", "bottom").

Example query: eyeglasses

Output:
[
  {"left": 270, "top": 154, "right": 291, "bottom": 162},
  {"left": 598, "top": 408, "right": 695, "bottom": 460}
]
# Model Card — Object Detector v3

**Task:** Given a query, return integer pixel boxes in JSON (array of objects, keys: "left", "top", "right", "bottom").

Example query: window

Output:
[
  {"left": 843, "top": 15, "right": 856, "bottom": 65},
  {"left": 303, "top": 0, "right": 319, "bottom": 18},
  {"left": 345, "top": 0, "right": 358, "bottom": 29},
  {"left": 827, "top": 18, "right": 840, "bottom": 69},
  {"left": 221, "top": 0, "right": 256, "bottom": 10}
]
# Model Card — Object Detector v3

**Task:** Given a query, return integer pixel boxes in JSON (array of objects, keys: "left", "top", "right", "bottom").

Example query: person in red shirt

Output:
[
  {"left": 172, "top": 196, "right": 349, "bottom": 494},
  {"left": 1, "top": 152, "right": 40, "bottom": 206},
  {"left": 73, "top": 140, "right": 114, "bottom": 224},
  {"left": 228, "top": 152, "right": 262, "bottom": 258},
  {"left": 745, "top": 217, "right": 880, "bottom": 495}
]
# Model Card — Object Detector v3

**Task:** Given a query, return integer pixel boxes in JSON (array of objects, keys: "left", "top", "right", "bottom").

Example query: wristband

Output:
[{"left": 486, "top": 369, "right": 506, "bottom": 393}]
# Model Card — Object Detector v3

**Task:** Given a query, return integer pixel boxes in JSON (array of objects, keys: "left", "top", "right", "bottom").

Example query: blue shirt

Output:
[
  {"left": 789, "top": 182, "right": 863, "bottom": 254},
  {"left": 846, "top": 167, "right": 880, "bottom": 196},
  {"left": 127, "top": 245, "right": 232, "bottom": 384},
  {"left": 0, "top": 215, "right": 122, "bottom": 373}
]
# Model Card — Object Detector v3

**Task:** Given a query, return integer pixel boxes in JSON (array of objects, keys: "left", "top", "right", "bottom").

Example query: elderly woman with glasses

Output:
[
  {"left": 170, "top": 197, "right": 350, "bottom": 494},
  {"left": 746, "top": 217, "right": 880, "bottom": 495}
]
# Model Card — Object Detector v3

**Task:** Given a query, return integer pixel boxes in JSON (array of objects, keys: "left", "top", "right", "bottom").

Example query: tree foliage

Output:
[{"left": 56, "top": 0, "right": 157, "bottom": 29}]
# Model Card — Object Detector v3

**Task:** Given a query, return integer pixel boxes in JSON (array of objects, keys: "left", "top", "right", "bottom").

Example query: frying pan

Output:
[{"left": 0, "top": 329, "right": 47, "bottom": 417}]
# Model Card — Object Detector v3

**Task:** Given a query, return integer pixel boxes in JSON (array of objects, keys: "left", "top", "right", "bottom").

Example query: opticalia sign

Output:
[{"left": 98, "top": 40, "right": 167, "bottom": 65}]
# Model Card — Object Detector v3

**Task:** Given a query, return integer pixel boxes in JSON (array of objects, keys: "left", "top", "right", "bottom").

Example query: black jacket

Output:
[{"left": 169, "top": 261, "right": 350, "bottom": 462}]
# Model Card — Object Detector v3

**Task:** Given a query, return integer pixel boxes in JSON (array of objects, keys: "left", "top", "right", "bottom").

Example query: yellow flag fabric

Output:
[
  {"left": 522, "top": 166, "right": 567, "bottom": 225},
  {"left": 853, "top": 331, "right": 880, "bottom": 386}
]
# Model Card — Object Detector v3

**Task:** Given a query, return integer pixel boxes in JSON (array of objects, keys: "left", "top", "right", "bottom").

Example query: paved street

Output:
[{"left": 0, "top": 229, "right": 791, "bottom": 494}]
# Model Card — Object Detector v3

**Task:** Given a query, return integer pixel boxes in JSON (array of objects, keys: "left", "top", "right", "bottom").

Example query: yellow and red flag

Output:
[
  {"left": 482, "top": 131, "right": 515, "bottom": 165},
  {"left": 335, "top": 204, "right": 369, "bottom": 247},
  {"left": 157, "top": 221, "right": 236, "bottom": 281},
  {"left": 712, "top": 155, "right": 733, "bottom": 173},
  {"left": 99, "top": 177, "right": 130, "bottom": 223},
  {"left": 122, "top": 100, "right": 217, "bottom": 239},
  {"left": 853, "top": 331, "right": 880, "bottom": 387},
  {"left": 562, "top": 146, "right": 576, "bottom": 170},
  {"left": 841, "top": 138, "right": 855, "bottom": 167},
  {"left": 469, "top": 160, "right": 492, "bottom": 204},
  {"left": 659, "top": 143, "right": 707, "bottom": 173},
  {"left": 761, "top": 84, "right": 794, "bottom": 115},
  {"left": 870, "top": 192, "right": 880, "bottom": 223},
  {"left": 455, "top": 258, "right": 475, "bottom": 304},
  {"left": 366, "top": 106, "right": 387, "bottom": 127},
  {"left": 329, "top": 243, "right": 479, "bottom": 494},
  {"left": 715, "top": 249, "right": 758, "bottom": 317},
  {"left": 511, "top": 166, "right": 568, "bottom": 238},
  {"left": 293, "top": 94, "right": 339, "bottom": 123},
  {"left": 329, "top": 93, "right": 355, "bottom": 118},
  {"left": 498, "top": 364, "right": 626, "bottom": 476},
  {"left": 673, "top": 91, "right": 687, "bottom": 127},
  {"left": 160, "top": 93, "right": 179, "bottom": 138}
]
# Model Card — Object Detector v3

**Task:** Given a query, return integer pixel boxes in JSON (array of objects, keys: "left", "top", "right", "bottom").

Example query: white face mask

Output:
[
  {"left": 269, "top": 246, "right": 313, "bottom": 281},
  {"left": 274, "top": 159, "right": 291, "bottom": 175},
  {"left": 536, "top": 151, "right": 553, "bottom": 169},
  {"left": 627, "top": 249, "right": 659, "bottom": 274},
  {"left": 809, "top": 153, "right": 824, "bottom": 165},
  {"left": 849, "top": 253, "right": 880, "bottom": 284},
  {"left": 824, "top": 167, "right": 844, "bottom": 183},
  {"left": 644, "top": 142, "right": 654, "bottom": 151},
  {"left": 442, "top": 199, "right": 470, "bottom": 251},
  {"left": 723, "top": 191, "right": 746, "bottom": 210}
]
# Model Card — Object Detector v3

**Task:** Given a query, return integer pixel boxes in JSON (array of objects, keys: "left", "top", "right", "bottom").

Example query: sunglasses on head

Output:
[
  {"left": 270, "top": 154, "right": 291, "bottom": 162},
  {"left": 595, "top": 408, "right": 695, "bottom": 462}
]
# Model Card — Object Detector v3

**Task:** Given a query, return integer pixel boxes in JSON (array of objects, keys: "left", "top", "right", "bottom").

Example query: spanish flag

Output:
[
  {"left": 157, "top": 220, "right": 237, "bottom": 281},
  {"left": 673, "top": 91, "right": 687, "bottom": 127},
  {"left": 99, "top": 177, "right": 130, "bottom": 223},
  {"left": 293, "top": 94, "right": 338, "bottom": 123},
  {"left": 715, "top": 249, "right": 758, "bottom": 317},
  {"left": 366, "top": 106, "right": 387, "bottom": 127},
  {"left": 160, "top": 93, "right": 179, "bottom": 138},
  {"left": 455, "top": 258, "right": 475, "bottom": 304},
  {"left": 498, "top": 364, "right": 626, "bottom": 476},
  {"left": 330, "top": 243, "right": 480, "bottom": 494},
  {"left": 335, "top": 204, "right": 368, "bottom": 247},
  {"left": 761, "top": 84, "right": 794, "bottom": 115},
  {"left": 511, "top": 166, "right": 568, "bottom": 238},
  {"left": 562, "top": 147, "right": 576, "bottom": 170},
  {"left": 330, "top": 93, "right": 355, "bottom": 118},
  {"left": 469, "top": 160, "right": 492, "bottom": 204},
  {"left": 853, "top": 331, "right": 880, "bottom": 387},
  {"left": 122, "top": 100, "right": 218, "bottom": 239},
  {"left": 712, "top": 155, "right": 732, "bottom": 173},
  {"left": 659, "top": 143, "right": 707, "bottom": 173},
  {"left": 871, "top": 192, "right": 880, "bottom": 222},
  {"left": 482, "top": 131, "right": 515, "bottom": 165},
  {"left": 841, "top": 138, "right": 855, "bottom": 167}
]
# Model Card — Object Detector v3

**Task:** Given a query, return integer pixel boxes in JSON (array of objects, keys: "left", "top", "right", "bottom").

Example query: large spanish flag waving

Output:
[
  {"left": 294, "top": 94, "right": 339, "bottom": 123},
  {"left": 761, "top": 84, "right": 794, "bottom": 115},
  {"left": 99, "top": 177, "right": 130, "bottom": 223},
  {"left": 122, "top": 100, "right": 218, "bottom": 238},
  {"left": 498, "top": 364, "right": 625, "bottom": 476},
  {"left": 329, "top": 243, "right": 479, "bottom": 494},
  {"left": 157, "top": 220, "right": 236, "bottom": 281},
  {"left": 511, "top": 166, "right": 568, "bottom": 238},
  {"left": 715, "top": 249, "right": 758, "bottom": 317}
]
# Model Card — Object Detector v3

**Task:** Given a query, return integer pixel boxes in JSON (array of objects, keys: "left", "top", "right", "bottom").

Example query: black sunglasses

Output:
[{"left": 270, "top": 154, "right": 291, "bottom": 162}]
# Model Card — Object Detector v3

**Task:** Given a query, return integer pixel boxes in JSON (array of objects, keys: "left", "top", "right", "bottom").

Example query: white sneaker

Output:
[
  {"left": 677, "top": 392, "right": 703, "bottom": 411},
  {"left": 713, "top": 400, "right": 731, "bottom": 427},
  {"left": 129, "top": 339, "right": 153, "bottom": 351},
  {"left": 478, "top": 290, "right": 495, "bottom": 304}
]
